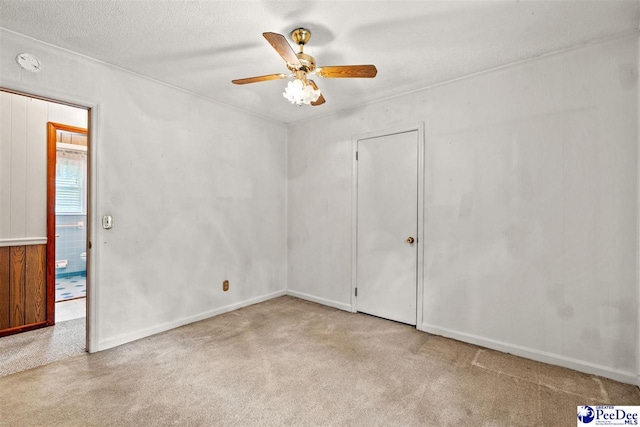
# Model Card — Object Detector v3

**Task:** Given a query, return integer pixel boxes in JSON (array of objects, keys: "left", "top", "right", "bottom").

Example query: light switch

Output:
[{"left": 102, "top": 215, "right": 113, "bottom": 229}]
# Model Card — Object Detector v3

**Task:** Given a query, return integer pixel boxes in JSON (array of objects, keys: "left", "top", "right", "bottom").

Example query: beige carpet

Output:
[
  {"left": 0, "top": 296, "right": 638, "bottom": 426},
  {"left": 0, "top": 317, "right": 85, "bottom": 378}
]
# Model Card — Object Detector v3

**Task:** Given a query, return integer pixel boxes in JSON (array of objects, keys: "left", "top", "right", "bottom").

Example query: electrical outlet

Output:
[{"left": 223, "top": 280, "right": 229, "bottom": 292}]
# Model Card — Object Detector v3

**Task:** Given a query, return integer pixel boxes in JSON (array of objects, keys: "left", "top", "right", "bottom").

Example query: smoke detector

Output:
[{"left": 15, "top": 53, "right": 41, "bottom": 72}]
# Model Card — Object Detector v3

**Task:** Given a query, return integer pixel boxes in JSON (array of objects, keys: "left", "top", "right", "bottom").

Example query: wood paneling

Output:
[
  {"left": 9, "top": 246, "right": 25, "bottom": 327},
  {"left": 71, "top": 133, "right": 87, "bottom": 146},
  {"left": 0, "top": 244, "right": 48, "bottom": 334},
  {"left": 0, "top": 321, "right": 47, "bottom": 338},
  {"left": 59, "top": 131, "right": 87, "bottom": 146},
  {"left": 0, "top": 91, "right": 87, "bottom": 243},
  {"left": 10, "top": 95, "right": 27, "bottom": 238},
  {"left": 0, "top": 247, "right": 9, "bottom": 330},
  {"left": 59, "top": 131, "right": 71, "bottom": 144},
  {"left": 47, "top": 102, "right": 88, "bottom": 129},
  {"left": 0, "top": 89, "right": 89, "bottom": 337},
  {"left": 25, "top": 98, "right": 49, "bottom": 238},
  {"left": 25, "top": 245, "right": 46, "bottom": 324},
  {"left": 0, "top": 92, "right": 11, "bottom": 239}
]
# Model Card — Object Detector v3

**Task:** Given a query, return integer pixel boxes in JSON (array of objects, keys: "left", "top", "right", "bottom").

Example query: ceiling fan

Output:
[{"left": 232, "top": 28, "right": 377, "bottom": 106}]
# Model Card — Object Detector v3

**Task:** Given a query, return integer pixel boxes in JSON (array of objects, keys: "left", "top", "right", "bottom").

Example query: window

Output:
[{"left": 55, "top": 147, "right": 87, "bottom": 215}]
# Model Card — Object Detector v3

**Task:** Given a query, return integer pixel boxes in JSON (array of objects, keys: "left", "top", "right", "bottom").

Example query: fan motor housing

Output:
[{"left": 288, "top": 52, "right": 316, "bottom": 73}]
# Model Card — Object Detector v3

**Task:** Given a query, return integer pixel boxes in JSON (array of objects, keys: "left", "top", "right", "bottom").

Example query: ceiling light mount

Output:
[{"left": 291, "top": 28, "right": 311, "bottom": 47}]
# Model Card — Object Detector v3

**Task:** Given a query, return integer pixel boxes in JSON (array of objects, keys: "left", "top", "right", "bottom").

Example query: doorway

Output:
[
  {"left": 0, "top": 89, "right": 89, "bottom": 350},
  {"left": 352, "top": 123, "right": 425, "bottom": 327},
  {"left": 47, "top": 123, "right": 88, "bottom": 324}
]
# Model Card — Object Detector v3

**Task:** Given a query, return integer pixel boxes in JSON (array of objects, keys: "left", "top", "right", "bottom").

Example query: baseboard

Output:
[
  {"left": 422, "top": 323, "right": 637, "bottom": 385},
  {"left": 97, "top": 289, "right": 286, "bottom": 352},
  {"left": 286, "top": 289, "right": 352, "bottom": 312}
]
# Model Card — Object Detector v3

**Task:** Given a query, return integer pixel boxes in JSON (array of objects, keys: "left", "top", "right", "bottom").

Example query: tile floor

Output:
[
  {"left": 55, "top": 298, "right": 86, "bottom": 322},
  {"left": 55, "top": 275, "right": 86, "bottom": 302}
]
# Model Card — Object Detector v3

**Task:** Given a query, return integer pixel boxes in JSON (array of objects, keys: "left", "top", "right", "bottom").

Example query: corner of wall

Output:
[
  {"left": 96, "top": 289, "right": 286, "bottom": 352},
  {"left": 284, "top": 125, "right": 289, "bottom": 293},
  {"left": 423, "top": 323, "right": 638, "bottom": 385}
]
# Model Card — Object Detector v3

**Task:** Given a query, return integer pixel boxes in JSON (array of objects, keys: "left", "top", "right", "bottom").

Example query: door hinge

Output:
[
  {"left": 355, "top": 288, "right": 358, "bottom": 297},
  {"left": 355, "top": 151, "right": 358, "bottom": 161}
]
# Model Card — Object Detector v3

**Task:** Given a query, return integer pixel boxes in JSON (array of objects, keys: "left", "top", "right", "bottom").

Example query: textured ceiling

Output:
[{"left": 0, "top": 1, "right": 638, "bottom": 124}]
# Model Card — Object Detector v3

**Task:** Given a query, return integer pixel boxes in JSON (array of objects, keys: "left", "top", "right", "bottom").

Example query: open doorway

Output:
[
  {"left": 48, "top": 123, "right": 88, "bottom": 324},
  {"left": 0, "top": 89, "right": 92, "bottom": 376},
  {"left": 0, "top": 89, "right": 89, "bottom": 356}
]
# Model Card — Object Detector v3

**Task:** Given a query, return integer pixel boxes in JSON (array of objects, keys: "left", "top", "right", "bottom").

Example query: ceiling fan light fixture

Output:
[
  {"left": 283, "top": 78, "right": 321, "bottom": 106},
  {"left": 232, "top": 28, "right": 376, "bottom": 107}
]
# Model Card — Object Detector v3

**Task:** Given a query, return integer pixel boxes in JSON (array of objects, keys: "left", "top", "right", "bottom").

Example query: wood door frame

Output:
[
  {"left": 351, "top": 122, "right": 425, "bottom": 330},
  {"left": 46, "top": 122, "right": 88, "bottom": 326}
]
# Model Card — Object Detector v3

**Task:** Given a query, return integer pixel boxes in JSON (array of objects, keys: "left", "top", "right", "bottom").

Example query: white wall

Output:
[
  {"left": 0, "top": 92, "right": 87, "bottom": 246},
  {"left": 637, "top": 37, "right": 640, "bottom": 388},
  {"left": 0, "top": 29, "right": 288, "bottom": 351},
  {"left": 288, "top": 36, "right": 638, "bottom": 383}
]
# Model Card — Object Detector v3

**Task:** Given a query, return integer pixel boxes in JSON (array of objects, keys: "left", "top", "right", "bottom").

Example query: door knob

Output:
[{"left": 406, "top": 237, "right": 415, "bottom": 244}]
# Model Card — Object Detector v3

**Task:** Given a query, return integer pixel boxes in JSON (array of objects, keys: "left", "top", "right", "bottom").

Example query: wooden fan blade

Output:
[
  {"left": 308, "top": 80, "right": 325, "bottom": 106},
  {"left": 263, "top": 32, "right": 301, "bottom": 67},
  {"left": 316, "top": 65, "right": 378, "bottom": 78},
  {"left": 232, "top": 73, "right": 287, "bottom": 85}
]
